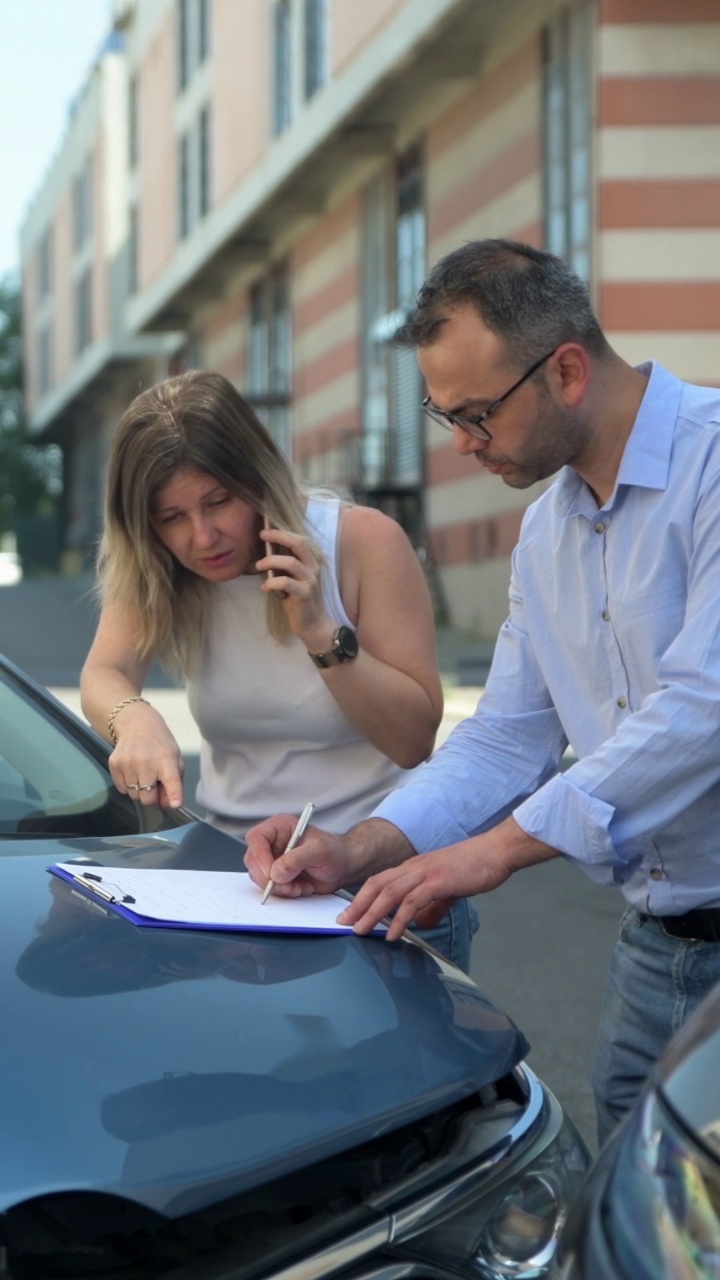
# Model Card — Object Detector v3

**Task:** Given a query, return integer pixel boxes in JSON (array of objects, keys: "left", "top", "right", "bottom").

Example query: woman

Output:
[{"left": 80, "top": 370, "right": 476, "bottom": 968}]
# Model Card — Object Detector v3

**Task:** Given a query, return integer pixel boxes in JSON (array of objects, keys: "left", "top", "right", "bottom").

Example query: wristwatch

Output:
[{"left": 309, "top": 625, "right": 359, "bottom": 668}]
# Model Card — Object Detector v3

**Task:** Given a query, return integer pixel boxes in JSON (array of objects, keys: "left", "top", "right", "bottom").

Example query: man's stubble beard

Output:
[{"left": 489, "top": 387, "right": 593, "bottom": 490}]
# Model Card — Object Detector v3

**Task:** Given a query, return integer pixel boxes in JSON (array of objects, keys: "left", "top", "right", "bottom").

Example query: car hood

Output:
[
  {"left": 2, "top": 826, "right": 528, "bottom": 1217},
  {"left": 658, "top": 981, "right": 720, "bottom": 1156}
]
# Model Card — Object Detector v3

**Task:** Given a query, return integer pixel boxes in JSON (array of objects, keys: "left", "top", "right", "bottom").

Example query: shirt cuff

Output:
[
  {"left": 372, "top": 789, "right": 471, "bottom": 853},
  {"left": 513, "top": 773, "right": 620, "bottom": 866}
]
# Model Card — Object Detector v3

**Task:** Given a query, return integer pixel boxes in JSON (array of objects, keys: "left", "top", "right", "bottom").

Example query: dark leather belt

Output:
[{"left": 641, "top": 909, "right": 720, "bottom": 943}]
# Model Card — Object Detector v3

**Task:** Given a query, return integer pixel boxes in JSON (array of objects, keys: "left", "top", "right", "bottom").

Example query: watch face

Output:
[{"left": 335, "top": 626, "right": 359, "bottom": 660}]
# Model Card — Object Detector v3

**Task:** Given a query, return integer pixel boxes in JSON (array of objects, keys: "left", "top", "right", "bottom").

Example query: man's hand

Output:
[
  {"left": 244, "top": 816, "right": 417, "bottom": 900},
  {"left": 338, "top": 818, "right": 559, "bottom": 941},
  {"left": 244, "top": 815, "right": 352, "bottom": 897}
]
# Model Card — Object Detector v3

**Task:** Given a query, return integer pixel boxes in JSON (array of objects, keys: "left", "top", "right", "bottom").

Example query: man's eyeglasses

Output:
[{"left": 422, "top": 349, "right": 555, "bottom": 442}]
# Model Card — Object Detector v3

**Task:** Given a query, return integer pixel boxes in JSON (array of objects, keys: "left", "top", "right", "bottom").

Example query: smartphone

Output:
[{"left": 263, "top": 515, "right": 288, "bottom": 598}]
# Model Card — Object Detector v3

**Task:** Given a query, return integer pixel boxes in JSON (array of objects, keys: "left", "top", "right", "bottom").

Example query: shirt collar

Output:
[{"left": 554, "top": 361, "right": 685, "bottom": 517}]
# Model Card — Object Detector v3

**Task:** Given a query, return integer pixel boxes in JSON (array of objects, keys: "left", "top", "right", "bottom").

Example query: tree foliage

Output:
[{"left": 0, "top": 274, "right": 61, "bottom": 538}]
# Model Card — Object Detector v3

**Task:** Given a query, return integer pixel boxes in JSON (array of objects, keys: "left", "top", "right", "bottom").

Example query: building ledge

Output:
[
  {"left": 28, "top": 331, "right": 185, "bottom": 438},
  {"left": 127, "top": 0, "right": 490, "bottom": 332}
]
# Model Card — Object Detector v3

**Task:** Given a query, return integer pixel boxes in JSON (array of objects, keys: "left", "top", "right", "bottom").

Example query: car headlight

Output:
[
  {"left": 601, "top": 1087, "right": 720, "bottom": 1278},
  {"left": 393, "top": 1085, "right": 590, "bottom": 1278}
]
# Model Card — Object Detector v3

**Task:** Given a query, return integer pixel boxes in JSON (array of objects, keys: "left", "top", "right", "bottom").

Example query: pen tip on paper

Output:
[{"left": 260, "top": 879, "right": 273, "bottom": 905}]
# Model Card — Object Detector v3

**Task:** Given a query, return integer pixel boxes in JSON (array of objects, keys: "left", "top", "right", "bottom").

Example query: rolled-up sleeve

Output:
[{"left": 374, "top": 546, "right": 567, "bottom": 852}]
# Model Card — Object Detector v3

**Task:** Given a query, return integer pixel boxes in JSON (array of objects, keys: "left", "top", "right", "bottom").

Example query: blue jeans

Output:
[
  {"left": 410, "top": 898, "right": 480, "bottom": 973},
  {"left": 592, "top": 907, "right": 720, "bottom": 1149}
]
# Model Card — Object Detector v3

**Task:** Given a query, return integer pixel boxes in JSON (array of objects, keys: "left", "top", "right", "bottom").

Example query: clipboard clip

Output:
[
  {"left": 70, "top": 888, "right": 112, "bottom": 916},
  {"left": 72, "top": 873, "right": 135, "bottom": 905}
]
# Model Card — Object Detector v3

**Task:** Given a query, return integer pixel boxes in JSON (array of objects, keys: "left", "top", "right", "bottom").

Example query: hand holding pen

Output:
[{"left": 261, "top": 802, "right": 315, "bottom": 904}]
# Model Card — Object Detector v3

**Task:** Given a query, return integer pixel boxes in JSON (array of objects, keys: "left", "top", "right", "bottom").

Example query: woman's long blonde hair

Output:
[{"left": 98, "top": 370, "right": 320, "bottom": 677}]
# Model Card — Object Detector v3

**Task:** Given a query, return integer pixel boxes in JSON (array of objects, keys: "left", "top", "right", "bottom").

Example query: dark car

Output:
[
  {"left": 0, "top": 652, "right": 590, "bottom": 1279},
  {"left": 552, "top": 982, "right": 720, "bottom": 1279}
]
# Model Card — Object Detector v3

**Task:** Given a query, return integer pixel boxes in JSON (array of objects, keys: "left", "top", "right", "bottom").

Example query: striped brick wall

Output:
[
  {"left": 596, "top": 0, "right": 720, "bottom": 384},
  {"left": 198, "top": 290, "right": 248, "bottom": 385},
  {"left": 423, "top": 36, "right": 546, "bottom": 633},
  {"left": 290, "top": 195, "right": 363, "bottom": 486}
]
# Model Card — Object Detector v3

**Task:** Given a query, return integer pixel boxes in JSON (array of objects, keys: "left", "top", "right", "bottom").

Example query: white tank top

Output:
[{"left": 186, "top": 497, "right": 413, "bottom": 834}]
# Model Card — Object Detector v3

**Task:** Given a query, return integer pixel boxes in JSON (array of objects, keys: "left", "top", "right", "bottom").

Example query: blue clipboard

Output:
[{"left": 48, "top": 863, "right": 386, "bottom": 936}]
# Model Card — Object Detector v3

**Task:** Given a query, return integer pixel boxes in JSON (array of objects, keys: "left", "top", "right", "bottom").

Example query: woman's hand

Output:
[
  {"left": 80, "top": 600, "right": 185, "bottom": 810},
  {"left": 257, "top": 526, "right": 337, "bottom": 652},
  {"left": 107, "top": 700, "right": 185, "bottom": 809},
  {"left": 259, "top": 507, "right": 443, "bottom": 769}
]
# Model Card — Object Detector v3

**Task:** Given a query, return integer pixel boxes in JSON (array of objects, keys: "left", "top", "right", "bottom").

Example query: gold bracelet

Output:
[{"left": 107, "top": 696, "right": 150, "bottom": 746}]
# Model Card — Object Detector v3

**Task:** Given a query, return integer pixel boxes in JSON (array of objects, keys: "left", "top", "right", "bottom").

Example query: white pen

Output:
[{"left": 261, "top": 802, "right": 315, "bottom": 904}]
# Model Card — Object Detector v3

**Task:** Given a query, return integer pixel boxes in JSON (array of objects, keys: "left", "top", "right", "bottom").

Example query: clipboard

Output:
[{"left": 48, "top": 863, "right": 386, "bottom": 936}]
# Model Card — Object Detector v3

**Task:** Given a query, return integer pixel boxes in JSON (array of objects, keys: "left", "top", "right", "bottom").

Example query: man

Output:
[{"left": 245, "top": 238, "right": 720, "bottom": 1145}]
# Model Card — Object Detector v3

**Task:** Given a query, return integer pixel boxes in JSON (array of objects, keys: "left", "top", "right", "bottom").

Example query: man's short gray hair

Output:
[{"left": 397, "top": 239, "right": 608, "bottom": 366}]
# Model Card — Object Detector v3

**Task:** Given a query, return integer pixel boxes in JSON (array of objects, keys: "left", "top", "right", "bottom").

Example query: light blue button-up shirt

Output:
[{"left": 375, "top": 362, "right": 720, "bottom": 914}]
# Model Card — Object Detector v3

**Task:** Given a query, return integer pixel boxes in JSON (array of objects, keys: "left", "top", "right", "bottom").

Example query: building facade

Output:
[{"left": 20, "top": 0, "right": 720, "bottom": 636}]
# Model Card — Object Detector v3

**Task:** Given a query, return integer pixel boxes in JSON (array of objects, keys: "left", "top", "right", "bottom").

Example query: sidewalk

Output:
[
  {"left": 49, "top": 680, "right": 486, "bottom": 754},
  {"left": 1, "top": 573, "right": 494, "bottom": 694},
  {"left": 14, "top": 571, "right": 491, "bottom": 748}
]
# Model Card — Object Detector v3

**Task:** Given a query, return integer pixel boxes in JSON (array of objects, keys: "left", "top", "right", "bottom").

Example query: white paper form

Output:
[{"left": 50, "top": 864, "right": 386, "bottom": 935}]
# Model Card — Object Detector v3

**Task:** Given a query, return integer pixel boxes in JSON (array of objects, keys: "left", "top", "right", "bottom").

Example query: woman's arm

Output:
[
  {"left": 259, "top": 506, "right": 443, "bottom": 767},
  {"left": 80, "top": 599, "right": 185, "bottom": 808}
]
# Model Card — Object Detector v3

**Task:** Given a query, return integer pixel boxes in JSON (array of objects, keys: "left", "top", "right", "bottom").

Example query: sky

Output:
[{"left": 0, "top": 0, "right": 116, "bottom": 280}]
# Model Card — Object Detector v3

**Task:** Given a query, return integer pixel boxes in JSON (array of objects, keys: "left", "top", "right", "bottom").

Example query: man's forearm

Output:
[
  {"left": 343, "top": 818, "right": 417, "bottom": 883},
  {"left": 493, "top": 815, "right": 559, "bottom": 874}
]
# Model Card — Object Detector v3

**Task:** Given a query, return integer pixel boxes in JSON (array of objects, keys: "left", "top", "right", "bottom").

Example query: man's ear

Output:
[{"left": 551, "top": 343, "right": 590, "bottom": 408}]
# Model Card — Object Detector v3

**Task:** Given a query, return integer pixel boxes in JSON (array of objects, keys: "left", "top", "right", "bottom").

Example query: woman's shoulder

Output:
[{"left": 339, "top": 503, "right": 412, "bottom": 549}]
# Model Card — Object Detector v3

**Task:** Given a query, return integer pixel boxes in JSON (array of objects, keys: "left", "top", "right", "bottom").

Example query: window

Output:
[
  {"left": 38, "top": 326, "right": 52, "bottom": 397},
  {"left": 178, "top": 0, "right": 191, "bottom": 89},
  {"left": 392, "top": 148, "right": 425, "bottom": 487},
  {"left": 361, "top": 146, "right": 426, "bottom": 492},
  {"left": 178, "top": 0, "right": 211, "bottom": 91},
  {"left": 72, "top": 158, "right": 93, "bottom": 251},
  {"left": 199, "top": 106, "right": 212, "bottom": 218},
  {"left": 199, "top": 0, "right": 211, "bottom": 62},
  {"left": 273, "top": 0, "right": 292, "bottom": 135},
  {"left": 74, "top": 267, "right": 93, "bottom": 355},
  {"left": 177, "top": 113, "right": 211, "bottom": 241},
  {"left": 178, "top": 131, "right": 192, "bottom": 239},
  {"left": 249, "top": 285, "right": 269, "bottom": 395},
  {"left": 128, "top": 74, "right": 139, "bottom": 169},
  {"left": 247, "top": 266, "right": 292, "bottom": 456},
  {"left": 304, "top": 0, "right": 328, "bottom": 100},
  {"left": 37, "top": 229, "right": 53, "bottom": 302},
  {"left": 128, "top": 204, "right": 139, "bottom": 295},
  {"left": 272, "top": 1, "right": 330, "bottom": 133},
  {"left": 543, "top": 3, "right": 591, "bottom": 282},
  {"left": 0, "top": 667, "right": 189, "bottom": 838}
]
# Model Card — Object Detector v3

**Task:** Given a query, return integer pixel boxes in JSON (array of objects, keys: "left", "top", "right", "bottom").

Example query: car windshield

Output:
[{"left": 0, "top": 663, "right": 190, "bottom": 841}]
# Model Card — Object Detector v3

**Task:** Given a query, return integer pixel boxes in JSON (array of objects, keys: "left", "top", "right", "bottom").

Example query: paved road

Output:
[{"left": 1, "top": 576, "right": 623, "bottom": 1152}]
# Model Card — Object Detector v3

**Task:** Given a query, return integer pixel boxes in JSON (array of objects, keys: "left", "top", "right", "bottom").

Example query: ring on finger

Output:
[{"left": 128, "top": 781, "right": 159, "bottom": 792}]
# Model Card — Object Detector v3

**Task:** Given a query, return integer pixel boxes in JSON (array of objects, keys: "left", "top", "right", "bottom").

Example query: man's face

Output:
[{"left": 419, "top": 306, "right": 590, "bottom": 489}]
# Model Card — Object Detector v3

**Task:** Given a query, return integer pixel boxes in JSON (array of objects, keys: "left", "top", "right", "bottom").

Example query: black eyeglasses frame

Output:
[{"left": 422, "top": 349, "right": 556, "bottom": 442}]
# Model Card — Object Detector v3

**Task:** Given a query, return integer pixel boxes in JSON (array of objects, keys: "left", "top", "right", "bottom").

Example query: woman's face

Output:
[{"left": 151, "top": 467, "right": 261, "bottom": 582}]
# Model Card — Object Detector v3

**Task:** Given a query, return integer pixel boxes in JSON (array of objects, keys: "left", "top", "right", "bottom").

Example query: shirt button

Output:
[
  {"left": 617, "top": 696, "right": 627, "bottom": 708},
  {"left": 650, "top": 868, "right": 663, "bottom": 881},
  {"left": 594, "top": 522, "right": 606, "bottom": 534},
  {"left": 602, "top": 609, "right": 611, "bottom": 621}
]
